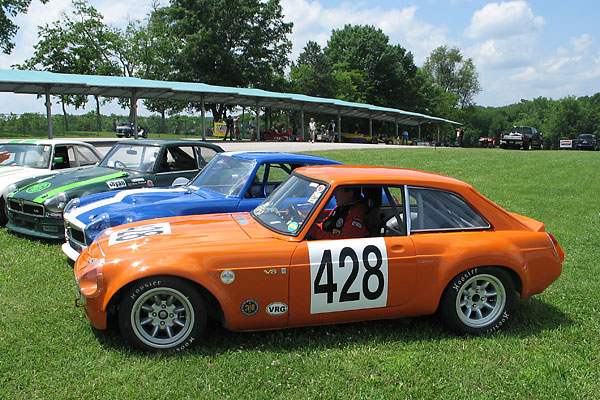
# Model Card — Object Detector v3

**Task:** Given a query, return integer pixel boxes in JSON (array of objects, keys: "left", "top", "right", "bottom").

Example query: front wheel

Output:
[
  {"left": 440, "top": 267, "right": 515, "bottom": 335},
  {"left": 118, "top": 276, "right": 207, "bottom": 352}
]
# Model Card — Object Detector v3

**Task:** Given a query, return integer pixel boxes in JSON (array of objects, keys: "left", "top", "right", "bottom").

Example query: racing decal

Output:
[
  {"left": 308, "top": 237, "right": 388, "bottom": 314},
  {"left": 266, "top": 302, "right": 288, "bottom": 316},
  {"left": 287, "top": 221, "right": 299, "bottom": 232},
  {"left": 31, "top": 172, "right": 127, "bottom": 203},
  {"left": 106, "top": 179, "right": 127, "bottom": 189},
  {"left": 220, "top": 270, "right": 236, "bottom": 284},
  {"left": 25, "top": 181, "right": 51, "bottom": 193},
  {"left": 241, "top": 299, "right": 259, "bottom": 316},
  {"left": 107, "top": 222, "right": 171, "bottom": 246}
]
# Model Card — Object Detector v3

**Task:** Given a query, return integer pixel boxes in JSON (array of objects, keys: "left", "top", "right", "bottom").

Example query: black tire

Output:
[
  {"left": 0, "top": 198, "right": 8, "bottom": 226},
  {"left": 118, "top": 276, "right": 207, "bottom": 352},
  {"left": 440, "top": 266, "right": 515, "bottom": 335},
  {"left": 522, "top": 141, "right": 530, "bottom": 150},
  {"left": 125, "top": 131, "right": 131, "bottom": 138}
]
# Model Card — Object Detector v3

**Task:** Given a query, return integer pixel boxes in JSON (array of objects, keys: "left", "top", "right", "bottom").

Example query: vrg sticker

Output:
[
  {"left": 106, "top": 179, "right": 127, "bottom": 189},
  {"left": 266, "top": 302, "right": 288, "bottom": 316},
  {"left": 308, "top": 237, "right": 388, "bottom": 314},
  {"left": 108, "top": 222, "right": 171, "bottom": 246}
]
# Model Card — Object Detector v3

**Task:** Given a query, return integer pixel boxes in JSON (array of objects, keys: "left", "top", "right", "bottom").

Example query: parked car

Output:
[
  {"left": 0, "top": 139, "right": 102, "bottom": 225},
  {"left": 575, "top": 134, "right": 598, "bottom": 150},
  {"left": 478, "top": 137, "right": 495, "bottom": 148},
  {"left": 499, "top": 126, "right": 542, "bottom": 150},
  {"left": 5, "top": 140, "right": 223, "bottom": 240},
  {"left": 62, "top": 152, "right": 340, "bottom": 261},
  {"left": 341, "top": 132, "right": 384, "bottom": 144},
  {"left": 116, "top": 122, "right": 147, "bottom": 138},
  {"left": 74, "top": 165, "right": 564, "bottom": 352}
]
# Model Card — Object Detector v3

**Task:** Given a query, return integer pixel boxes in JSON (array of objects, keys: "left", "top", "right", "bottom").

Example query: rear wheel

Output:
[
  {"left": 440, "top": 267, "right": 515, "bottom": 335},
  {"left": 118, "top": 276, "right": 207, "bottom": 352}
]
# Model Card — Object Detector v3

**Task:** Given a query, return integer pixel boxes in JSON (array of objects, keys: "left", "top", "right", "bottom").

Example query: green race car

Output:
[{"left": 5, "top": 139, "right": 223, "bottom": 240}]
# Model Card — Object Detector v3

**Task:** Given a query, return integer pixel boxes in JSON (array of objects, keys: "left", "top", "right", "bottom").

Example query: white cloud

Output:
[
  {"left": 281, "top": 0, "right": 450, "bottom": 64},
  {"left": 465, "top": 1, "right": 544, "bottom": 39}
]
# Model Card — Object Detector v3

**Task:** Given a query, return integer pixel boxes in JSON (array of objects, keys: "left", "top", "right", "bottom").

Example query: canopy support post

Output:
[
  {"left": 201, "top": 95, "right": 206, "bottom": 140},
  {"left": 45, "top": 86, "right": 53, "bottom": 139}
]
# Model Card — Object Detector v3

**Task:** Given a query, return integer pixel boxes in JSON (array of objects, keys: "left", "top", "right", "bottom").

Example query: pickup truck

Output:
[{"left": 499, "top": 126, "right": 542, "bottom": 150}]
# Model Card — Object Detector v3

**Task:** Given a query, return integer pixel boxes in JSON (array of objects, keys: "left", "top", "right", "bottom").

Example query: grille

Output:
[
  {"left": 68, "top": 227, "right": 86, "bottom": 245},
  {"left": 8, "top": 199, "right": 44, "bottom": 217}
]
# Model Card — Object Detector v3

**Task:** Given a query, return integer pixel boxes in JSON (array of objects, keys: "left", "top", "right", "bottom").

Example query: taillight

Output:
[{"left": 547, "top": 233, "right": 565, "bottom": 263}]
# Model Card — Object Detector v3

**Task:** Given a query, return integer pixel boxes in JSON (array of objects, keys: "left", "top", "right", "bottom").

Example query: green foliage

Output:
[
  {"left": 1, "top": 148, "right": 599, "bottom": 399},
  {"left": 422, "top": 45, "right": 481, "bottom": 109},
  {"left": 164, "top": 0, "right": 293, "bottom": 120},
  {"left": 0, "top": 0, "right": 48, "bottom": 54},
  {"left": 467, "top": 94, "right": 600, "bottom": 149}
]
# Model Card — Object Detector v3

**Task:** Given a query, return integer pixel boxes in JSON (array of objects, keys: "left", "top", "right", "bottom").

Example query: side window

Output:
[
  {"left": 162, "top": 146, "right": 197, "bottom": 172},
  {"left": 380, "top": 186, "right": 405, "bottom": 236},
  {"left": 67, "top": 146, "right": 78, "bottom": 167},
  {"left": 75, "top": 146, "right": 100, "bottom": 166},
  {"left": 52, "top": 146, "right": 70, "bottom": 169},
  {"left": 407, "top": 187, "right": 489, "bottom": 233},
  {"left": 245, "top": 163, "right": 295, "bottom": 199},
  {"left": 196, "top": 146, "right": 219, "bottom": 168}
]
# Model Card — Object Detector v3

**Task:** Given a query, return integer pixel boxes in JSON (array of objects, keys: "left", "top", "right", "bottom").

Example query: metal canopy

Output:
[{"left": 0, "top": 69, "right": 460, "bottom": 127}]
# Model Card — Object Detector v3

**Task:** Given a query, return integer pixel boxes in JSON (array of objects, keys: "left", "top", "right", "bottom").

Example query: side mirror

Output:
[{"left": 172, "top": 177, "right": 189, "bottom": 187}]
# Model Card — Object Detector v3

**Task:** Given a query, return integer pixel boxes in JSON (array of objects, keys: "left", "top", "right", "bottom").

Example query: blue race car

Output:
[{"left": 62, "top": 152, "right": 340, "bottom": 260}]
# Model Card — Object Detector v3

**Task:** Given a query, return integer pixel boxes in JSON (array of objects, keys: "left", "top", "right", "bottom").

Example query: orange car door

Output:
[{"left": 287, "top": 236, "right": 417, "bottom": 327}]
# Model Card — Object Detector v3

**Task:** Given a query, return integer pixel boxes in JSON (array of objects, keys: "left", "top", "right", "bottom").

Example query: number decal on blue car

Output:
[
  {"left": 308, "top": 238, "right": 388, "bottom": 314},
  {"left": 108, "top": 222, "right": 171, "bottom": 246}
]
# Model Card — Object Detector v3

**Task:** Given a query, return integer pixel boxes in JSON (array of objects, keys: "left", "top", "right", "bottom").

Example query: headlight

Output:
[
  {"left": 44, "top": 191, "right": 70, "bottom": 214},
  {"left": 3, "top": 183, "right": 17, "bottom": 200},
  {"left": 78, "top": 257, "right": 105, "bottom": 298},
  {"left": 87, "top": 213, "right": 111, "bottom": 241},
  {"left": 63, "top": 197, "right": 80, "bottom": 215}
]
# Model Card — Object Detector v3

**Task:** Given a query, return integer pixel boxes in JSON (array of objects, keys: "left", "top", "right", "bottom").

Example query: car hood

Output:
[
  {"left": 8, "top": 166, "right": 146, "bottom": 203},
  {"left": 0, "top": 166, "right": 53, "bottom": 191},
  {"left": 66, "top": 186, "right": 231, "bottom": 228},
  {"left": 95, "top": 213, "right": 265, "bottom": 255}
]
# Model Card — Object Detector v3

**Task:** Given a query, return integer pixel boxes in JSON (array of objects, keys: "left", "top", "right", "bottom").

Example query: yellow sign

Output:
[{"left": 214, "top": 122, "right": 227, "bottom": 138}]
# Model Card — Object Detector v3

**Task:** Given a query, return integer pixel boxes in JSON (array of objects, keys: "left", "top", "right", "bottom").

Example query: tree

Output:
[
  {"left": 289, "top": 41, "right": 332, "bottom": 98},
  {"left": 164, "top": 0, "right": 293, "bottom": 121},
  {"left": 422, "top": 45, "right": 481, "bottom": 109},
  {"left": 18, "top": 0, "right": 121, "bottom": 131},
  {"left": 1, "top": 0, "right": 49, "bottom": 54},
  {"left": 324, "top": 25, "right": 420, "bottom": 110}
]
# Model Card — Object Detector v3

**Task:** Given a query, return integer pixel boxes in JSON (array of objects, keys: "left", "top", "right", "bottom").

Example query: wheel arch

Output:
[
  {"left": 434, "top": 264, "right": 523, "bottom": 313},
  {"left": 106, "top": 274, "right": 226, "bottom": 327}
]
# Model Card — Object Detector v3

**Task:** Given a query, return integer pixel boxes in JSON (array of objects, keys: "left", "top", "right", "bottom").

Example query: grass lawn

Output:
[{"left": 0, "top": 147, "right": 598, "bottom": 399}]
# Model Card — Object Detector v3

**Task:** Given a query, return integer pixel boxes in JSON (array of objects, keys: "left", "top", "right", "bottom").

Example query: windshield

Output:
[
  {"left": 0, "top": 143, "right": 51, "bottom": 169},
  {"left": 99, "top": 144, "right": 159, "bottom": 172},
  {"left": 251, "top": 174, "right": 329, "bottom": 236},
  {"left": 188, "top": 154, "right": 256, "bottom": 197}
]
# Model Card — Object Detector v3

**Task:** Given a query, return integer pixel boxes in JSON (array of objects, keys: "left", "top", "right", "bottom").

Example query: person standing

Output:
[
  {"left": 233, "top": 116, "right": 240, "bottom": 140},
  {"left": 249, "top": 116, "right": 257, "bottom": 141},
  {"left": 456, "top": 127, "right": 464, "bottom": 147},
  {"left": 309, "top": 117, "right": 317, "bottom": 143},
  {"left": 224, "top": 115, "right": 234, "bottom": 141},
  {"left": 402, "top": 130, "right": 409, "bottom": 145}
]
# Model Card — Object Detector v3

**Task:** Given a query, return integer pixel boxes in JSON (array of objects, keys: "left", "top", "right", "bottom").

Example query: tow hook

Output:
[{"left": 75, "top": 297, "right": 84, "bottom": 308}]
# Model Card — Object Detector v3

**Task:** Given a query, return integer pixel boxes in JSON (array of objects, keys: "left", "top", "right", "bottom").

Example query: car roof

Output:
[
  {"left": 118, "top": 139, "right": 219, "bottom": 147},
  {"left": 2, "top": 139, "right": 95, "bottom": 146},
  {"left": 294, "top": 165, "right": 470, "bottom": 189},
  {"left": 222, "top": 151, "right": 341, "bottom": 164}
]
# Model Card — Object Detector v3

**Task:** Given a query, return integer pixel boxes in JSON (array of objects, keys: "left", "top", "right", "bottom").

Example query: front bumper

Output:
[{"left": 6, "top": 211, "right": 64, "bottom": 240}]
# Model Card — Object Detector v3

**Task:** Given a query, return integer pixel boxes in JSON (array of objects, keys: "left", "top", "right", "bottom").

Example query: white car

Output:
[{"left": 0, "top": 139, "right": 102, "bottom": 225}]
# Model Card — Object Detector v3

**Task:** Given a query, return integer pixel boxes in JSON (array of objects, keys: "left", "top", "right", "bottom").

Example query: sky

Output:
[{"left": 0, "top": 0, "right": 599, "bottom": 117}]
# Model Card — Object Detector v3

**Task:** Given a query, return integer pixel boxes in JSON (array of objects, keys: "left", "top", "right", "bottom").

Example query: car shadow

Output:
[{"left": 92, "top": 296, "right": 572, "bottom": 356}]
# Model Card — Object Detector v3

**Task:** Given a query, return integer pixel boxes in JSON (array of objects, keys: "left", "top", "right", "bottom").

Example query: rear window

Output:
[{"left": 512, "top": 127, "right": 532, "bottom": 134}]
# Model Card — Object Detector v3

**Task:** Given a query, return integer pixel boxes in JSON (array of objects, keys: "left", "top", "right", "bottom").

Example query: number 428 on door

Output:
[{"left": 308, "top": 238, "right": 389, "bottom": 314}]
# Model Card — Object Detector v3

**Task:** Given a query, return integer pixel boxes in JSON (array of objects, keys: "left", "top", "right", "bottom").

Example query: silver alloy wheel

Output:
[
  {"left": 455, "top": 274, "right": 506, "bottom": 328},
  {"left": 130, "top": 287, "right": 195, "bottom": 349}
]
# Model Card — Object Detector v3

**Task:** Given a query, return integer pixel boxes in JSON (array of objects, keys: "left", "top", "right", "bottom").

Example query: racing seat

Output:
[{"left": 362, "top": 187, "right": 383, "bottom": 237}]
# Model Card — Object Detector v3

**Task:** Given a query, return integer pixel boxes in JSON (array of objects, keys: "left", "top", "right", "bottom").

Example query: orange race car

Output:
[{"left": 74, "top": 165, "right": 564, "bottom": 352}]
